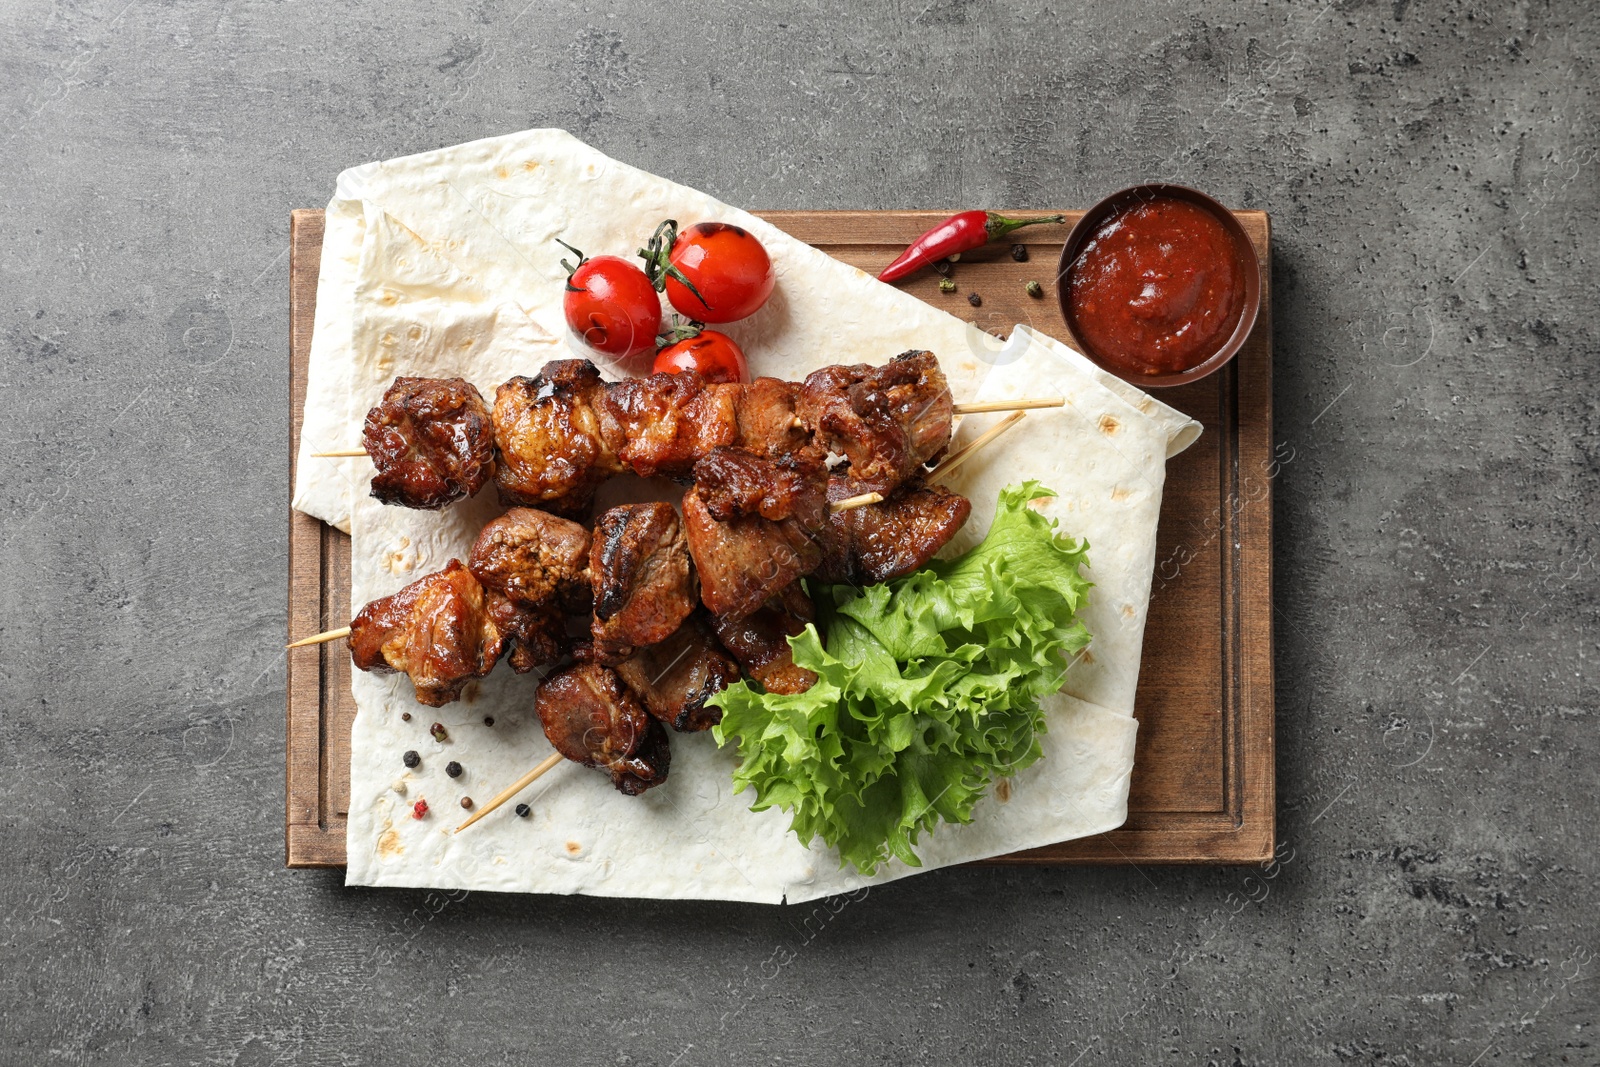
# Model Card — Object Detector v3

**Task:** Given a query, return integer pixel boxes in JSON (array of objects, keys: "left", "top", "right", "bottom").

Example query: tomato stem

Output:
[
  {"left": 637, "top": 220, "right": 713, "bottom": 311},
  {"left": 555, "top": 238, "right": 588, "bottom": 292}
]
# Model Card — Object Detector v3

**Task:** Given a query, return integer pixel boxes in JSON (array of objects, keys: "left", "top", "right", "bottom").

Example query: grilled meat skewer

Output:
[
  {"left": 348, "top": 560, "right": 561, "bottom": 707},
  {"left": 357, "top": 352, "right": 952, "bottom": 513}
]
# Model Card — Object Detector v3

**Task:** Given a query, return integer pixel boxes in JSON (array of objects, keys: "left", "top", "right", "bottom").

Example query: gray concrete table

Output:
[{"left": 2, "top": 2, "right": 1594, "bottom": 1063}]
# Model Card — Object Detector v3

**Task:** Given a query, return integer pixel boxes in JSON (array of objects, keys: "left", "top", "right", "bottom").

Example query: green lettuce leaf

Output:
[{"left": 710, "top": 481, "right": 1093, "bottom": 875}]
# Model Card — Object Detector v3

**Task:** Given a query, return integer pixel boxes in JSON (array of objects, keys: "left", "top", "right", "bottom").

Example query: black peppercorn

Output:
[
  {"left": 401, "top": 712, "right": 411, "bottom": 722},
  {"left": 445, "top": 761, "right": 463, "bottom": 778},
  {"left": 1010, "top": 244, "right": 1029, "bottom": 262},
  {"left": 933, "top": 259, "right": 952, "bottom": 277},
  {"left": 430, "top": 722, "right": 448, "bottom": 742},
  {"left": 515, "top": 803, "right": 531, "bottom": 818},
  {"left": 967, "top": 292, "right": 982, "bottom": 307},
  {"left": 483, "top": 716, "right": 495, "bottom": 727},
  {"left": 402, "top": 750, "right": 420, "bottom": 769}
]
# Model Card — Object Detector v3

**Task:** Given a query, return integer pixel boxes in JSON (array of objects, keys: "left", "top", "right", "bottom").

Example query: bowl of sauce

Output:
[{"left": 1056, "top": 184, "right": 1260, "bottom": 387}]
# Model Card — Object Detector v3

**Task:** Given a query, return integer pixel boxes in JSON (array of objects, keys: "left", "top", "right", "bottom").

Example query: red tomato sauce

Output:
[{"left": 1065, "top": 197, "right": 1249, "bottom": 376}]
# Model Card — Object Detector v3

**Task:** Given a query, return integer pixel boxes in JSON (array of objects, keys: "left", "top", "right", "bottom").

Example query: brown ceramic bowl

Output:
[{"left": 1055, "top": 183, "right": 1261, "bottom": 388}]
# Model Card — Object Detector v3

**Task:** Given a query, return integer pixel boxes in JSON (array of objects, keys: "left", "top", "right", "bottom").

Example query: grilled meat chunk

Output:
[
  {"left": 815, "top": 478, "right": 971, "bottom": 585},
  {"left": 348, "top": 560, "right": 506, "bottom": 707},
  {"left": 734, "top": 376, "right": 814, "bottom": 459},
  {"left": 599, "top": 370, "right": 741, "bottom": 478},
  {"left": 486, "top": 593, "right": 566, "bottom": 674},
  {"left": 468, "top": 507, "right": 593, "bottom": 615},
  {"left": 493, "top": 360, "right": 622, "bottom": 517},
  {"left": 362, "top": 377, "right": 496, "bottom": 509},
  {"left": 589, "top": 502, "right": 698, "bottom": 663},
  {"left": 614, "top": 613, "right": 739, "bottom": 732},
  {"left": 683, "top": 448, "right": 828, "bottom": 620},
  {"left": 797, "top": 350, "right": 953, "bottom": 495},
  {"left": 694, "top": 446, "right": 828, "bottom": 524},
  {"left": 713, "top": 582, "right": 818, "bottom": 695},
  {"left": 535, "top": 661, "right": 671, "bottom": 795}
]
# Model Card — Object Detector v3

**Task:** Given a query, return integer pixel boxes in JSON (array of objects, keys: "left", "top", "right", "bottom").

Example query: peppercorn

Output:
[
  {"left": 445, "top": 761, "right": 463, "bottom": 779},
  {"left": 1025, "top": 280, "right": 1043, "bottom": 298},
  {"left": 1011, "top": 244, "right": 1029, "bottom": 262},
  {"left": 460, "top": 796, "right": 474, "bottom": 809},
  {"left": 938, "top": 278, "right": 956, "bottom": 294},
  {"left": 947, "top": 252, "right": 961, "bottom": 263},
  {"left": 483, "top": 716, "right": 495, "bottom": 727},
  {"left": 401, "top": 712, "right": 411, "bottom": 722},
  {"left": 430, "top": 722, "right": 448, "bottom": 742},
  {"left": 515, "top": 803, "right": 531, "bottom": 818},
  {"left": 967, "top": 292, "right": 982, "bottom": 307},
  {"left": 412, "top": 798, "right": 429, "bottom": 819},
  {"left": 932, "top": 259, "right": 952, "bottom": 277},
  {"left": 402, "top": 750, "right": 420, "bottom": 769}
]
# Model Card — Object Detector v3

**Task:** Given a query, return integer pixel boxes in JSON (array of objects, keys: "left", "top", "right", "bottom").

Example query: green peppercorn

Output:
[
  {"left": 1025, "top": 280, "right": 1043, "bottom": 298},
  {"left": 939, "top": 278, "right": 956, "bottom": 293}
]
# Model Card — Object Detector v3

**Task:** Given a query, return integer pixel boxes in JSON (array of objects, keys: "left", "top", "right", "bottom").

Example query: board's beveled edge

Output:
[{"left": 284, "top": 208, "right": 1276, "bottom": 870}]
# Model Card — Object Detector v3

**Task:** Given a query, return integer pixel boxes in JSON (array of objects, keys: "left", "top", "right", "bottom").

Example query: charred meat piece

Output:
[
  {"left": 486, "top": 593, "right": 566, "bottom": 674},
  {"left": 492, "top": 360, "right": 622, "bottom": 518},
  {"left": 589, "top": 502, "right": 698, "bottom": 663},
  {"left": 598, "top": 370, "right": 740, "bottom": 478},
  {"left": 535, "top": 661, "right": 671, "bottom": 795},
  {"left": 713, "top": 582, "right": 819, "bottom": 695},
  {"left": 362, "top": 377, "right": 496, "bottom": 509},
  {"left": 797, "top": 350, "right": 954, "bottom": 495},
  {"left": 468, "top": 507, "right": 593, "bottom": 615},
  {"left": 348, "top": 560, "right": 506, "bottom": 707},
  {"left": 683, "top": 448, "right": 828, "bottom": 620},
  {"left": 614, "top": 613, "right": 739, "bottom": 732},
  {"left": 734, "top": 376, "right": 814, "bottom": 460},
  {"left": 815, "top": 478, "right": 972, "bottom": 585},
  {"left": 694, "top": 446, "right": 828, "bottom": 525}
]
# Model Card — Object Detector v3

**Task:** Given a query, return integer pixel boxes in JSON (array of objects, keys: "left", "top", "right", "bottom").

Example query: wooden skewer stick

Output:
[
  {"left": 830, "top": 491, "right": 883, "bottom": 513},
  {"left": 285, "top": 626, "right": 351, "bottom": 649},
  {"left": 952, "top": 397, "right": 1063, "bottom": 415},
  {"left": 928, "top": 411, "right": 1027, "bottom": 483},
  {"left": 454, "top": 752, "right": 566, "bottom": 833},
  {"left": 312, "top": 448, "right": 367, "bottom": 458}
]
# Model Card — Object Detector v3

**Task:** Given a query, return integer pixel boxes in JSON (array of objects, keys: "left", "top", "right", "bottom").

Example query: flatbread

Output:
[{"left": 301, "top": 130, "right": 1201, "bottom": 902}]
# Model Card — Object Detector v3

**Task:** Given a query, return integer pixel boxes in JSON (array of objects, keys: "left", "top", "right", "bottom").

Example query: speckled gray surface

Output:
[{"left": 2, "top": 1, "right": 1596, "bottom": 1063}]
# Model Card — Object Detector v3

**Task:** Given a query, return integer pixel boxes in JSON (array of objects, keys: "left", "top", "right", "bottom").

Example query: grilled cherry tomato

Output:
[
  {"left": 560, "top": 242, "right": 661, "bottom": 359},
  {"left": 653, "top": 330, "right": 749, "bottom": 384},
  {"left": 664, "top": 223, "right": 775, "bottom": 323}
]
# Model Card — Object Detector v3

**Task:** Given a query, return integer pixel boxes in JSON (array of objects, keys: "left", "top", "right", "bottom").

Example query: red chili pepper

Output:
[{"left": 877, "top": 211, "right": 1065, "bottom": 284}]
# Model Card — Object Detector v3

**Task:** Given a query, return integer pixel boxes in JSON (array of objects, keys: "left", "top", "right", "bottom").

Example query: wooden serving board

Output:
[{"left": 287, "top": 208, "right": 1275, "bottom": 869}]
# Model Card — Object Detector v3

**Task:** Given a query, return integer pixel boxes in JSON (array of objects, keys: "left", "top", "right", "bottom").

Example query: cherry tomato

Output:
[
  {"left": 665, "top": 222, "right": 775, "bottom": 323},
  {"left": 563, "top": 254, "right": 662, "bottom": 358},
  {"left": 653, "top": 330, "right": 749, "bottom": 384}
]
